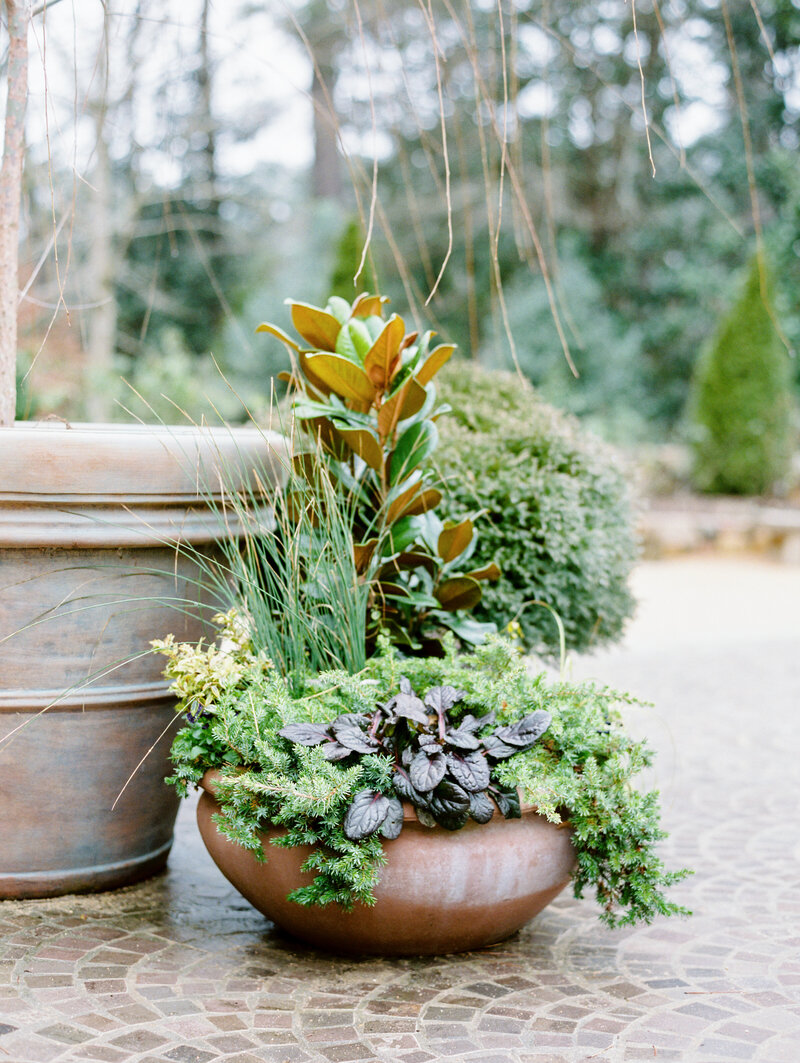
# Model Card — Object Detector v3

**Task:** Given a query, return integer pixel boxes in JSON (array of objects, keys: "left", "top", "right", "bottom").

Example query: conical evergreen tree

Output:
[{"left": 689, "top": 256, "right": 794, "bottom": 495}]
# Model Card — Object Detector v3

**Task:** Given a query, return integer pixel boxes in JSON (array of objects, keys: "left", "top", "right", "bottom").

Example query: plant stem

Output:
[{"left": 0, "top": 0, "right": 29, "bottom": 426}]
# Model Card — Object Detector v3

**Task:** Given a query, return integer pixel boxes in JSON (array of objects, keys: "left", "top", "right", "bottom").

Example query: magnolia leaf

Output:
[
  {"left": 409, "top": 749, "right": 447, "bottom": 792},
  {"left": 464, "top": 562, "right": 502, "bottom": 582},
  {"left": 380, "top": 797, "right": 405, "bottom": 840},
  {"left": 377, "top": 377, "right": 428, "bottom": 437},
  {"left": 435, "top": 576, "right": 482, "bottom": 612},
  {"left": 364, "top": 315, "right": 405, "bottom": 389},
  {"left": 440, "top": 615, "right": 496, "bottom": 644},
  {"left": 289, "top": 301, "right": 342, "bottom": 350},
  {"left": 437, "top": 519, "right": 474, "bottom": 564},
  {"left": 343, "top": 790, "right": 391, "bottom": 840},
  {"left": 353, "top": 538, "right": 378, "bottom": 574},
  {"left": 335, "top": 427, "right": 384, "bottom": 471},
  {"left": 390, "top": 420, "right": 438, "bottom": 485},
  {"left": 447, "top": 751, "right": 491, "bottom": 793},
  {"left": 495, "top": 710, "right": 552, "bottom": 749},
  {"left": 387, "top": 516, "right": 420, "bottom": 553},
  {"left": 298, "top": 351, "right": 333, "bottom": 396},
  {"left": 468, "top": 791, "right": 495, "bottom": 824},
  {"left": 348, "top": 318, "right": 375, "bottom": 360},
  {"left": 415, "top": 343, "right": 456, "bottom": 386},
  {"left": 378, "top": 550, "right": 438, "bottom": 579},
  {"left": 352, "top": 292, "right": 390, "bottom": 318},
  {"left": 326, "top": 295, "right": 352, "bottom": 324},
  {"left": 386, "top": 481, "right": 442, "bottom": 525},
  {"left": 304, "top": 353, "right": 376, "bottom": 405},
  {"left": 256, "top": 321, "right": 303, "bottom": 352},
  {"left": 279, "top": 723, "right": 330, "bottom": 746}
]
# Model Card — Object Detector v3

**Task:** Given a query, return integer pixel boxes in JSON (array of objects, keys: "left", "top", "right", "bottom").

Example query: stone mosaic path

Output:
[{"left": 2, "top": 558, "right": 799, "bottom": 1063}]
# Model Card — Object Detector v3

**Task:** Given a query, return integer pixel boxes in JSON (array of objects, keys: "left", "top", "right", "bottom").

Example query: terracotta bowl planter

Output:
[
  {"left": 197, "top": 770, "right": 575, "bottom": 956},
  {"left": 0, "top": 422, "right": 285, "bottom": 899}
]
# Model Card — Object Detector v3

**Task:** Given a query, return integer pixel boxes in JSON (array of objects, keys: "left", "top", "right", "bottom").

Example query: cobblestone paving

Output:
[{"left": 2, "top": 558, "right": 799, "bottom": 1063}]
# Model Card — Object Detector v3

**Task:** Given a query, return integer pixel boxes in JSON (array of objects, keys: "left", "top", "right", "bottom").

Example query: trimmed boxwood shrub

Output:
[
  {"left": 434, "top": 362, "right": 637, "bottom": 657},
  {"left": 688, "top": 256, "right": 794, "bottom": 496}
]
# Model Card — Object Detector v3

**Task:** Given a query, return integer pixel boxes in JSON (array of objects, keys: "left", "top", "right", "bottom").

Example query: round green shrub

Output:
[
  {"left": 688, "top": 256, "right": 795, "bottom": 496},
  {"left": 434, "top": 363, "right": 637, "bottom": 657}
]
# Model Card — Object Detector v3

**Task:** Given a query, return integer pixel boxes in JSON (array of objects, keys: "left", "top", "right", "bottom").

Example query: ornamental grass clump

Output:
[{"left": 155, "top": 290, "right": 690, "bottom": 931}]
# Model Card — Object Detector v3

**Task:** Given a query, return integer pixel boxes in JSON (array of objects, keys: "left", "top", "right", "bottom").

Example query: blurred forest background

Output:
[{"left": 8, "top": 0, "right": 800, "bottom": 450}]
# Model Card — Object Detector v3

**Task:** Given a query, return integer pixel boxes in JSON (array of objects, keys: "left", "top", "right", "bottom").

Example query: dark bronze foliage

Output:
[{"left": 279, "top": 678, "right": 551, "bottom": 840}]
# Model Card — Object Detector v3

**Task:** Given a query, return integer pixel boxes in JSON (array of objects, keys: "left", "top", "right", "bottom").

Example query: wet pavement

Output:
[{"left": 1, "top": 557, "right": 799, "bottom": 1063}]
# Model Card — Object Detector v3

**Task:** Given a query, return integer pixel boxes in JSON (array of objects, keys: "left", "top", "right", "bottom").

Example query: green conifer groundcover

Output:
[{"left": 689, "top": 256, "right": 795, "bottom": 496}]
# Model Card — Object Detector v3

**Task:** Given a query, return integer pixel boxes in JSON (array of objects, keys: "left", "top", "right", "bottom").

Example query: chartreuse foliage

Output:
[
  {"left": 258, "top": 294, "right": 500, "bottom": 655},
  {"left": 159, "top": 626, "right": 691, "bottom": 927},
  {"left": 688, "top": 256, "right": 795, "bottom": 496}
]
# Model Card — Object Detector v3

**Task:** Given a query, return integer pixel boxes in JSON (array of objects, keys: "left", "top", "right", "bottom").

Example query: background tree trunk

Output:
[{"left": 0, "top": 0, "right": 29, "bottom": 426}]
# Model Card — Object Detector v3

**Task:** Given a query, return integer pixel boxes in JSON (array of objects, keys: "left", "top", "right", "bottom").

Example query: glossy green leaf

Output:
[
  {"left": 326, "top": 296, "right": 353, "bottom": 324},
  {"left": 390, "top": 420, "right": 438, "bottom": 485},
  {"left": 346, "top": 318, "right": 374, "bottom": 361},
  {"left": 437, "top": 518, "right": 474, "bottom": 563}
]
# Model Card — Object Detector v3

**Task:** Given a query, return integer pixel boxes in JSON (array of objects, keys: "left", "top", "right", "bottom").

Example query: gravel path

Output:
[{"left": 1, "top": 558, "right": 799, "bottom": 1063}]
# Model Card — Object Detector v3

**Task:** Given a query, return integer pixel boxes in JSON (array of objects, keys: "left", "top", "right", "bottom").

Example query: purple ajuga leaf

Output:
[
  {"left": 386, "top": 691, "right": 429, "bottom": 725},
  {"left": 445, "top": 727, "right": 481, "bottom": 751},
  {"left": 447, "top": 750, "right": 491, "bottom": 792},
  {"left": 481, "top": 734, "right": 519, "bottom": 760},
  {"left": 409, "top": 749, "right": 447, "bottom": 792},
  {"left": 332, "top": 723, "right": 381, "bottom": 754},
  {"left": 279, "top": 722, "right": 331, "bottom": 747},
  {"left": 468, "top": 791, "right": 495, "bottom": 824},
  {"left": 379, "top": 797, "right": 405, "bottom": 840},
  {"left": 423, "top": 685, "right": 465, "bottom": 715},
  {"left": 343, "top": 790, "right": 391, "bottom": 840},
  {"left": 494, "top": 710, "right": 552, "bottom": 749},
  {"left": 322, "top": 741, "right": 353, "bottom": 761}
]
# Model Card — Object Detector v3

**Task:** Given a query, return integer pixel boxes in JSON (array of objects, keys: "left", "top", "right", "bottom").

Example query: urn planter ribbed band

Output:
[{"left": 0, "top": 422, "right": 286, "bottom": 899}]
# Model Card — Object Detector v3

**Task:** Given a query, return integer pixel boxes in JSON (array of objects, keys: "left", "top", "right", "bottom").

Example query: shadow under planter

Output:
[{"left": 0, "top": 422, "right": 286, "bottom": 899}]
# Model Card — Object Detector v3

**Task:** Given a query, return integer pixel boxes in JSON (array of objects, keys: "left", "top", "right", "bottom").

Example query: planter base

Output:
[{"left": 197, "top": 781, "right": 575, "bottom": 956}]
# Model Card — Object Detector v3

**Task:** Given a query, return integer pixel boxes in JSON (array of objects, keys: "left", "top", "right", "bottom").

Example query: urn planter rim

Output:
[{"left": 1, "top": 421, "right": 288, "bottom": 500}]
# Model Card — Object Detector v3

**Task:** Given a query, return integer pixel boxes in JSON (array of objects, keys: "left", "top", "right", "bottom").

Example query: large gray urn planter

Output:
[{"left": 0, "top": 422, "right": 285, "bottom": 898}]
